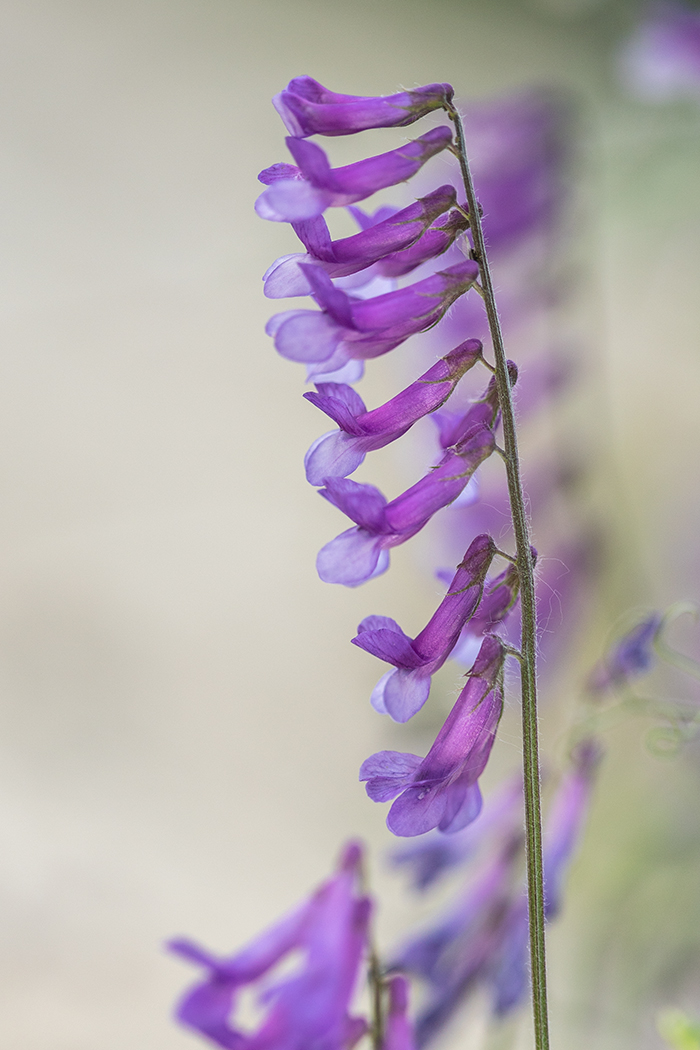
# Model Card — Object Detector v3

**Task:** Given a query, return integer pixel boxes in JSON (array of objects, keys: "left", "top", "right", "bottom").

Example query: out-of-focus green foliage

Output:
[{"left": 658, "top": 1009, "right": 700, "bottom": 1050}]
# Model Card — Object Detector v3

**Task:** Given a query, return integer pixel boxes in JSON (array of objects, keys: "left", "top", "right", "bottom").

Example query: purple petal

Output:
[
  {"left": 255, "top": 178, "right": 327, "bottom": 222},
  {"left": 316, "top": 527, "right": 387, "bottom": 586},
  {"left": 273, "top": 77, "right": 453, "bottom": 137},
  {"left": 351, "top": 628, "right": 422, "bottom": 668},
  {"left": 268, "top": 309, "right": 345, "bottom": 363},
  {"left": 304, "top": 431, "right": 367, "bottom": 486},
  {"left": 359, "top": 750, "right": 423, "bottom": 801},
  {"left": 383, "top": 667, "right": 432, "bottom": 722},
  {"left": 319, "top": 476, "right": 388, "bottom": 530}
]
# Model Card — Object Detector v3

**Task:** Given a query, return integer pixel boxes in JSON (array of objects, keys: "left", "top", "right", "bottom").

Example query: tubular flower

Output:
[
  {"left": 359, "top": 637, "right": 506, "bottom": 836},
  {"left": 168, "top": 842, "right": 370, "bottom": 1050},
  {"left": 352, "top": 535, "right": 496, "bottom": 722},
  {"left": 272, "top": 76, "right": 454, "bottom": 137},
  {"left": 317, "top": 425, "right": 495, "bottom": 587},
  {"left": 303, "top": 340, "right": 482, "bottom": 487},
  {"left": 256, "top": 128, "right": 454, "bottom": 222},
  {"left": 263, "top": 186, "right": 459, "bottom": 297},
  {"left": 267, "top": 261, "right": 479, "bottom": 377}
]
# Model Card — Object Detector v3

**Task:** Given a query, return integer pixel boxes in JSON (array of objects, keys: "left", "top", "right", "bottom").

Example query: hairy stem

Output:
[{"left": 446, "top": 103, "right": 550, "bottom": 1050}]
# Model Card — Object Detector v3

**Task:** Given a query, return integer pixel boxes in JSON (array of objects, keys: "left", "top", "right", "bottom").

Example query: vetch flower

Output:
[
  {"left": 168, "top": 842, "right": 370, "bottom": 1050},
  {"left": 303, "top": 340, "right": 482, "bottom": 486},
  {"left": 620, "top": 2, "right": 700, "bottom": 102},
  {"left": 317, "top": 424, "right": 495, "bottom": 587},
  {"left": 256, "top": 128, "right": 453, "bottom": 223},
  {"left": 272, "top": 76, "right": 453, "bottom": 138},
  {"left": 359, "top": 637, "right": 506, "bottom": 836},
  {"left": 263, "top": 186, "right": 460, "bottom": 297},
  {"left": 587, "top": 614, "right": 662, "bottom": 693},
  {"left": 352, "top": 534, "right": 496, "bottom": 722},
  {"left": 267, "top": 260, "right": 479, "bottom": 377}
]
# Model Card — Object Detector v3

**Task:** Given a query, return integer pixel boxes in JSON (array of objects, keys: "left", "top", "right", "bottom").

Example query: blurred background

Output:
[{"left": 0, "top": 0, "right": 698, "bottom": 1047}]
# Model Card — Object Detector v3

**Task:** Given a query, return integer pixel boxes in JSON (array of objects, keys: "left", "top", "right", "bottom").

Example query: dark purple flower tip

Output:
[
  {"left": 263, "top": 186, "right": 457, "bottom": 297},
  {"left": 587, "top": 613, "right": 662, "bottom": 693},
  {"left": 272, "top": 76, "right": 454, "bottom": 137},
  {"left": 376, "top": 208, "right": 470, "bottom": 278},
  {"left": 361, "top": 637, "right": 505, "bottom": 836},
  {"left": 303, "top": 340, "right": 481, "bottom": 487},
  {"left": 255, "top": 127, "right": 453, "bottom": 223}
]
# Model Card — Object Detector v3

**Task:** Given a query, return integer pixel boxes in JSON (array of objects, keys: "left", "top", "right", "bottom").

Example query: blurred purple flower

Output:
[
  {"left": 352, "top": 534, "right": 496, "bottom": 721},
  {"left": 273, "top": 77, "right": 453, "bottom": 138},
  {"left": 168, "top": 842, "right": 370, "bottom": 1050},
  {"left": 316, "top": 424, "right": 495, "bottom": 587},
  {"left": 303, "top": 340, "right": 482, "bottom": 486},
  {"left": 587, "top": 614, "right": 662, "bottom": 693},
  {"left": 382, "top": 976, "right": 417, "bottom": 1050},
  {"left": 359, "top": 636, "right": 505, "bottom": 836},
  {"left": 620, "top": 2, "right": 700, "bottom": 101}
]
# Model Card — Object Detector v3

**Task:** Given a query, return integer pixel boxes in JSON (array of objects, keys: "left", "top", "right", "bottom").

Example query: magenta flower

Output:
[
  {"left": 317, "top": 424, "right": 495, "bottom": 587},
  {"left": 272, "top": 76, "right": 453, "bottom": 138},
  {"left": 267, "top": 260, "right": 479, "bottom": 376},
  {"left": 255, "top": 128, "right": 453, "bottom": 223},
  {"left": 303, "top": 341, "right": 482, "bottom": 486},
  {"left": 352, "top": 534, "right": 496, "bottom": 722},
  {"left": 359, "top": 636, "right": 506, "bottom": 836},
  {"left": 382, "top": 976, "right": 417, "bottom": 1050},
  {"left": 587, "top": 614, "right": 662, "bottom": 693},
  {"left": 168, "top": 842, "right": 370, "bottom": 1050},
  {"left": 263, "top": 186, "right": 459, "bottom": 297}
]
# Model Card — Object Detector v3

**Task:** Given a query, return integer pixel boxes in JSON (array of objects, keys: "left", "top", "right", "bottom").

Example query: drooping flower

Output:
[
  {"left": 263, "top": 186, "right": 460, "bottom": 297},
  {"left": 168, "top": 842, "right": 370, "bottom": 1050},
  {"left": 317, "top": 424, "right": 495, "bottom": 587},
  {"left": 303, "top": 340, "right": 482, "bottom": 486},
  {"left": 351, "top": 534, "right": 496, "bottom": 722},
  {"left": 267, "top": 260, "right": 479, "bottom": 378},
  {"left": 272, "top": 77, "right": 454, "bottom": 138},
  {"left": 587, "top": 614, "right": 662, "bottom": 694},
  {"left": 359, "top": 636, "right": 506, "bottom": 836},
  {"left": 256, "top": 128, "right": 454, "bottom": 223}
]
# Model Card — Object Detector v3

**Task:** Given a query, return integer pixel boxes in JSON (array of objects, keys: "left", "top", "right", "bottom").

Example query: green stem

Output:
[{"left": 446, "top": 103, "right": 550, "bottom": 1050}]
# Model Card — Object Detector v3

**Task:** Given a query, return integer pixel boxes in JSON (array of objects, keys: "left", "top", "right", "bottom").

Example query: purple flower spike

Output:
[
  {"left": 256, "top": 128, "right": 453, "bottom": 223},
  {"left": 352, "top": 535, "right": 496, "bottom": 722},
  {"left": 168, "top": 841, "right": 370, "bottom": 1050},
  {"left": 317, "top": 425, "right": 495, "bottom": 587},
  {"left": 272, "top": 76, "right": 453, "bottom": 137},
  {"left": 268, "top": 259, "right": 479, "bottom": 374},
  {"left": 587, "top": 614, "right": 662, "bottom": 693},
  {"left": 303, "top": 340, "right": 482, "bottom": 486},
  {"left": 382, "top": 976, "right": 417, "bottom": 1050},
  {"left": 360, "top": 637, "right": 506, "bottom": 836},
  {"left": 263, "top": 186, "right": 458, "bottom": 297}
]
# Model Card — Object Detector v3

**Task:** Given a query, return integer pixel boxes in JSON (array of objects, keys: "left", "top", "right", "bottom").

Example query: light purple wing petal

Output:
[
  {"left": 351, "top": 628, "right": 422, "bottom": 668},
  {"left": 383, "top": 667, "right": 432, "bottom": 722},
  {"left": 316, "top": 528, "right": 386, "bottom": 587},
  {"left": 304, "top": 431, "right": 366, "bottom": 486}
]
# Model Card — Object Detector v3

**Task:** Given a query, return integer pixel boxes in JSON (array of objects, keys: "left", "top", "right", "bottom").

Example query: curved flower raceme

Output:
[
  {"left": 360, "top": 637, "right": 506, "bottom": 836},
  {"left": 303, "top": 340, "right": 482, "bottom": 486},
  {"left": 317, "top": 424, "right": 495, "bottom": 587},
  {"left": 273, "top": 77, "right": 454, "bottom": 138},
  {"left": 168, "top": 842, "right": 371, "bottom": 1050},
  {"left": 352, "top": 534, "right": 496, "bottom": 722}
]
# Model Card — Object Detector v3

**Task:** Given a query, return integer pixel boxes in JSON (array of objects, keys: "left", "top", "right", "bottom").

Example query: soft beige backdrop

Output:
[{"left": 0, "top": 1, "right": 698, "bottom": 1048}]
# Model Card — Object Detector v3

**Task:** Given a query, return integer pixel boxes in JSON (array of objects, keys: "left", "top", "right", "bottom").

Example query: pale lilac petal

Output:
[
  {"left": 304, "top": 431, "right": 366, "bottom": 486},
  {"left": 370, "top": 669, "right": 394, "bottom": 714},
  {"left": 307, "top": 356, "right": 364, "bottom": 384},
  {"left": 359, "top": 750, "right": 423, "bottom": 801},
  {"left": 316, "top": 527, "right": 386, "bottom": 586},
  {"left": 271, "top": 310, "right": 345, "bottom": 363},
  {"left": 255, "top": 178, "right": 327, "bottom": 222},
  {"left": 263, "top": 253, "right": 314, "bottom": 298},
  {"left": 351, "top": 628, "right": 423, "bottom": 668},
  {"left": 383, "top": 668, "right": 432, "bottom": 723},
  {"left": 319, "top": 477, "right": 388, "bottom": 529}
]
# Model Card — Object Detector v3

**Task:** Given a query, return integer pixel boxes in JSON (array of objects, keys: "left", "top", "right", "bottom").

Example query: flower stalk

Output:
[{"left": 446, "top": 102, "right": 550, "bottom": 1050}]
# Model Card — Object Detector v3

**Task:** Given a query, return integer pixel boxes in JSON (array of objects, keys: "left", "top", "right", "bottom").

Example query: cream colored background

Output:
[{"left": 0, "top": 1, "right": 698, "bottom": 1048}]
